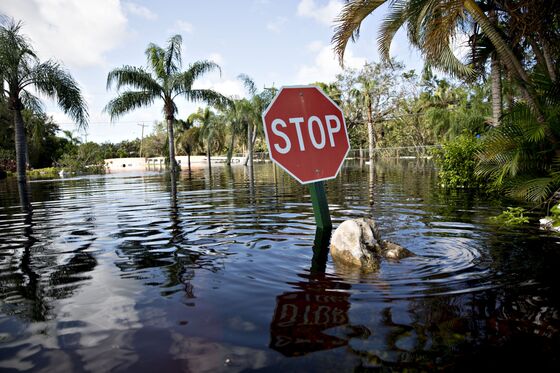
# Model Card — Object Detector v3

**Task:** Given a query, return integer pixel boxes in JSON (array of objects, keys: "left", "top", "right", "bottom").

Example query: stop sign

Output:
[{"left": 262, "top": 86, "right": 350, "bottom": 184}]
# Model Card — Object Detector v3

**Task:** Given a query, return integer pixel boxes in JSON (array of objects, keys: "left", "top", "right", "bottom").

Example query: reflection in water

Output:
[
  {"left": 270, "top": 272, "right": 351, "bottom": 356},
  {"left": 0, "top": 162, "right": 559, "bottom": 371},
  {"left": 270, "top": 227, "right": 355, "bottom": 356}
]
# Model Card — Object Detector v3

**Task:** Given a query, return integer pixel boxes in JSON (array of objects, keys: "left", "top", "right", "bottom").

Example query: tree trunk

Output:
[
  {"left": 542, "top": 40, "right": 557, "bottom": 82},
  {"left": 187, "top": 148, "right": 191, "bottom": 173},
  {"left": 166, "top": 116, "right": 177, "bottom": 173},
  {"left": 491, "top": 53, "right": 502, "bottom": 126},
  {"left": 247, "top": 121, "right": 254, "bottom": 170},
  {"left": 464, "top": 0, "right": 543, "bottom": 120},
  {"left": 489, "top": 9, "right": 502, "bottom": 127},
  {"left": 367, "top": 121, "right": 375, "bottom": 163},
  {"left": 207, "top": 137, "right": 211, "bottom": 170},
  {"left": 14, "top": 108, "right": 28, "bottom": 184},
  {"left": 226, "top": 129, "right": 235, "bottom": 165},
  {"left": 367, "top": 106, "right": 375, "bottom": 163},
  {"left": 528, "top": 37, "right": 547, "bottom": 74}
]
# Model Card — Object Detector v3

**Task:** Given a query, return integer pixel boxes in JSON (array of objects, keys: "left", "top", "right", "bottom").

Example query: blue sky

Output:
[{"left": 1, "top": 0, "right": 423, "bottom": 143}]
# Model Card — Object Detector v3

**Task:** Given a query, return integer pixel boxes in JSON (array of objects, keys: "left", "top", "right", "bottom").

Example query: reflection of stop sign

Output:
[{"left": 262, "top": 86, "right": 350, "bottom": 184}]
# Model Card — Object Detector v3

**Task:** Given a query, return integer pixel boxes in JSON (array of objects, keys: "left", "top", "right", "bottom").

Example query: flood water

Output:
[{"left": 1, "top": 160, "right": 559, "bottom": 372}]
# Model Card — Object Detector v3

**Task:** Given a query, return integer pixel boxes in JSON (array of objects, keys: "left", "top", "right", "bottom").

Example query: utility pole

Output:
[{"left": 137, "top": 123, "right": 147, "bottom": 157}]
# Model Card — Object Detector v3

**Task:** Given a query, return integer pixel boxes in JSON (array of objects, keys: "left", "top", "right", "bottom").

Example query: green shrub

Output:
[
  {"left": 432, "top": 133, "right": 483, "bottom": 188},
  {"left": 490, "top": 207, "right": 530, "bottom": 226},
  {"left": 27, "top": 167, "right": 60, "bottom": 179},
  {"left": 541, "top": 203, "right": 560, "bottom": 227},
  {"left": 59, "top": 142, "right": 105, "bottom": 174}
]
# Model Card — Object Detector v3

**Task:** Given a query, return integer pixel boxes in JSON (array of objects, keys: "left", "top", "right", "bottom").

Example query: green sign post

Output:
[{"left": 309, "top": 181, "right": 332, "bottom": 230}]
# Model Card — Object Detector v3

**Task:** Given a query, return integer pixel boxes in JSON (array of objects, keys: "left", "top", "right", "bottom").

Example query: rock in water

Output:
[
  {"left": 330, "top": 218, "right": 414, "bottom": 271},
  {"left": 381, "top": 240, "right": 415, "bottom": 260},
  {"left": 330, "top": 218, "right": 382, "bottom": 271}
]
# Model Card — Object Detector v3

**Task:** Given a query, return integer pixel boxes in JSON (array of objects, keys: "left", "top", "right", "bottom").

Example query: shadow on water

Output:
[{"left": 0, "top": 161, "right": 559, "bottom": 371}]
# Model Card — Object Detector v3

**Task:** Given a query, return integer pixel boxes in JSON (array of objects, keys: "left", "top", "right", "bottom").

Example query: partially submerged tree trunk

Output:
[
  {"left": 226, "top": 129, "right": 235, "bottom": 165},
  {"left": 166, "top": 115, "right": 177, "bottom": 173},
  {"left": 247, "top": 121, "right": 254, "bottom": 170},
  {"left": 367, "top": 121, "right": 375, "bottom": 163},
  {"left": 12, "top": 100, "right": 28, "bottom": 184},
  {"left": 207, "top": 136, "right": 212, "bottom": 170},
  {"left": 367, "top": 105, "right": 375, "bottom": 163}
]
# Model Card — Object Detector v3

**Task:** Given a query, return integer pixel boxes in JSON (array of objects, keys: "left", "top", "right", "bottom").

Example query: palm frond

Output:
[
  {"left": 171, "top": 60, "right": 221, "bottom": 97},
  {"left": 31, "top": 59, "right": 89, "bottom": 129},
  {"left": 106, "top": 65, "right": 162, "bottom": 94},
  {"left": 332, "top": 0, "right": 387, "bottom": 65},
  {"left": 19, "top": 90, "right": 43, "bottom": 113},
  {"left": 164, "top": 34, "right": 182, "bottom": 75},
  {"left": 145, "top": 43, "right": 166, "bottom": 80},
  {"left": 184, "top": 89, "right": 229, "bottom": 108},
  {"left": 0, "top": 18, "right": 38, "bottom": 85},
  {"left": 104, "top": 91, "right": 158, "bottom": 121},
  {"left": 507, "top": 176, "right": 557, "bottom": 202},
  {"left": 378, "top": 0, "right": 408, "bottom": 62},
  {"left": 238, "top": 73, "right": 257, "bottom": 96}
]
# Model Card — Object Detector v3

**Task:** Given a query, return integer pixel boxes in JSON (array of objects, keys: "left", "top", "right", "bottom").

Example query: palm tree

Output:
[
  {"left": 331, "top": 0, "right": 545, "bottom": 119},
  {"left": 312, "top": 81, "right": 343, "bottom": 106},
  {"left": 218, "top": 98, "right": 250, "bottom": 165},
  {"left": 237, "top": 74, "right": 276, "bottom": 166},
  {"left": 0, "top": 19, "right": 88, "bottom": 183},
  {"left": 177, "top": 125, "right": 203, "bottom": 172},
  {"left": 188, "top": 107, "right": 217, "bottom": 169},
  {"left": 105, "top": 34, "right": 227, "bottom": 173},
  {"left": 350, "top": 77, "right": 376, "bottom": 162}
]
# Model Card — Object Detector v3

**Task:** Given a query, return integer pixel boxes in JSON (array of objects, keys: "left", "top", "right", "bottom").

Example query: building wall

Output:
[{"left": 104, "top": 156, "right": 247, "bottom": 172}]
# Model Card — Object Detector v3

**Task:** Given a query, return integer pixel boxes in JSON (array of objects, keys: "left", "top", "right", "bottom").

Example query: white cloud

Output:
[
  {"left": 193, "top": 78, "right": 247, "bottom": 99},
  {"left": 296, "top": 41, "right": 366, "bottom": 83},
  {"left": 172, "top": 20, "right": 194, "bottom": 34},
  {"left": 307, "top": 40, "right": 324, "bottom": 52},
  {"left": 124, "top": 1, "right": 157, "bottom": 20},
  {"left": 266, "top": 16, "right": 288, "bottom": 33},
  {"left": 207, "top": 52, "right": 224, "bottom": 65},
  {"left": 0, "top": 0, "right": 128, "bottom": 67},
  {"left": 296, "top": 0, "right": 343, "bottom": 26}
]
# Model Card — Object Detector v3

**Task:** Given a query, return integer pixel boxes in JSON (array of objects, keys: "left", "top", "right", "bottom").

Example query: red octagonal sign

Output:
[{"left": 262, "top": 86, "right": 350, "bottom": 184}]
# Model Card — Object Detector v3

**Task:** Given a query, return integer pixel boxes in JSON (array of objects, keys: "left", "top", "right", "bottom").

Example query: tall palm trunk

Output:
[
  {"left": 226, "top": 129, "right": 235, "bottom": 165},
  {"left": 489, "top": 10, "right": 502, "bottom": 127},
  {"left": 367, "top": 105, "right": 375, "bottom": 163},
  {"left": 542, "top": 40, "right": 557, "bottom": 82},
  {"left": 247, "top": 121, "right": 254, "bottom": 170},
  {"left": 490, "top": 54, "right": 502, "bottom": 126},
  {"left": 464, "top": 0, "right": 543, "bottom": 120},
  {"left": 13, "top": 106, "right": 28, "bottom": 184},
  {"left": 207, "top": 136, "right": 211, "bottom": 170},
  {"left": 166, "top": 115, "right": 177, "bottom": 173}
]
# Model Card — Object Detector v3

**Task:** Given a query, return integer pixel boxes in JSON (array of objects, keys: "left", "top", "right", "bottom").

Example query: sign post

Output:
[
  {"left": 309, "top": 181, "right": 331, "bottom": 230},
  {"left": 262, "top": 86, "right": 350, "bottom": 230}
]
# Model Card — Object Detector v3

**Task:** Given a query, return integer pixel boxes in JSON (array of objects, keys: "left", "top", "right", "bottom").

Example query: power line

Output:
[{"left": 56, "top": 120, "right": 157, "bottom": 125}]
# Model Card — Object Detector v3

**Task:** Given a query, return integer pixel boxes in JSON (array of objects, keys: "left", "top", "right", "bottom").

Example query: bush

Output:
[
  {"left": 432, "top": 133, "right": 483, "bottom": 188},
  {"left": 59, "top": 142, "right": 106, "bottom": 174},
  {"left": 490, "top": 207, "right": 530, "bottom": 226}
]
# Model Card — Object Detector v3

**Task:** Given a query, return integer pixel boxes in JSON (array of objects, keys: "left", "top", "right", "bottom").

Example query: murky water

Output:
[{"left": 1, "top": 160, "right": 559, "bottom": 372}]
